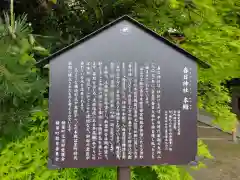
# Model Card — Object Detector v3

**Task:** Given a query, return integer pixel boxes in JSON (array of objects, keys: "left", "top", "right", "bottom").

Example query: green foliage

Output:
[
  {"left": 29, "top": 0, "right": 137, "bottom": 52},
  {"left": 0, "top": 9, "right": 49, "bottom": 146},
  {"left": 1, "top": 0, "right": 240, "bottom": 180},
  {"left": 190, "top": 139, "right": 214, "bottom": 170},
  {"left": 0, "top": 105, "right": 78, "bottom": 180},
  {"left": 0, "top": 130, "right": 78, "bottom": 180}
]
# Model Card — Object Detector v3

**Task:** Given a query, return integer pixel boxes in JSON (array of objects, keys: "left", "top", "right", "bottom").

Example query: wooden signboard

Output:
[{"left": 45, "top": 15, "right": 209, "bottom": 179}]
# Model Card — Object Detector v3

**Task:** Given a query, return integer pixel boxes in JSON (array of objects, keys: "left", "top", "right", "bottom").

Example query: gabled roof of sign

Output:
[
  {"left": 227, "top": 78, "right": 240, "bottom": 86},
  {"left": 36, "top": 15, "right": 210, "bottom": 68}
]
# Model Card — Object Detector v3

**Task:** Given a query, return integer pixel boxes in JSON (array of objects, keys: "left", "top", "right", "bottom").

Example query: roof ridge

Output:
[{"left": 36, "top": 15, "right": 211, "bottom": 69}]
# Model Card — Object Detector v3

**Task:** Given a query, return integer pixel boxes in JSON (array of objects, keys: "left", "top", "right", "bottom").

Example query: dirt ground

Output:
[{"left": 189, "top": 122, "right": 240, "bottom": 180}]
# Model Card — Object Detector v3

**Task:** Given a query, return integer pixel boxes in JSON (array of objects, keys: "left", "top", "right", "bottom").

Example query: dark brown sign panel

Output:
[{"left": 49, "top": 17, "right": 198, "bottom": 168}]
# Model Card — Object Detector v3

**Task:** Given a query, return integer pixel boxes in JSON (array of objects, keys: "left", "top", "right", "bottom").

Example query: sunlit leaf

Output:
[
  {"left": 29, "top": 34, "right": 35, "bottom": 45},
  {"left": 33, "top": 46, "right": 50, "bottom": 55}
]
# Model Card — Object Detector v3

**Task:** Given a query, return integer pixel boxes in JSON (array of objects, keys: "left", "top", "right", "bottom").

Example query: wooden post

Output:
[
  {"left": 232, "top": 121, "right": 238, "bottom": 143},
  {"left": 117, "top": 167, "right": 131, "bottom": 180},
  {"left": 232, "top": 128, "right": 237, "bottom": 143}
]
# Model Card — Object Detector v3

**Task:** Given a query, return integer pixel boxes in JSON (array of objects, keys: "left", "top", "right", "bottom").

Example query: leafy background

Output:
[{"left": 0, "top": 0, "right": 239, "bottom": 179}]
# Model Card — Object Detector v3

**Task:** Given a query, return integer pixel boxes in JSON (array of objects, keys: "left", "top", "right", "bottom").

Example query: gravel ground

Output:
[{"left": 189, "top": 122, "right": 240, "bottom": 180}]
